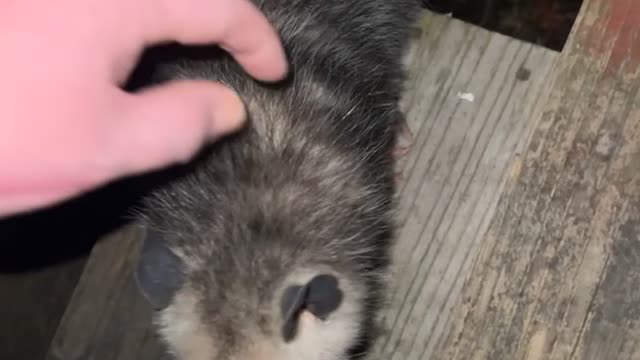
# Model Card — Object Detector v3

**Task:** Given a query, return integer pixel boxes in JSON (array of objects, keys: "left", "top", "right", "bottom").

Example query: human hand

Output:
[{"left": 0, "top": 0, "right": 288, "bottom": 218}]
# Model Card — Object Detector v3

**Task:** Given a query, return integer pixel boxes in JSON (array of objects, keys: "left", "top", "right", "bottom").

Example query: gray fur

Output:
[{"left": 134, "top": 0, "right": 421, "bottom": 359}]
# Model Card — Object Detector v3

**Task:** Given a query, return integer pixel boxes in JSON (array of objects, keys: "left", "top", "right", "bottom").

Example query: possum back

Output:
[{"left": 134, "top": 1, "right": 420, "bottom": 359}]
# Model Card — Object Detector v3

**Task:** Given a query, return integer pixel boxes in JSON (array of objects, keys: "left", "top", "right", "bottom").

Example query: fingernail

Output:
[{"left": 211, "top": 88, "right": 247, "bottom": 136}]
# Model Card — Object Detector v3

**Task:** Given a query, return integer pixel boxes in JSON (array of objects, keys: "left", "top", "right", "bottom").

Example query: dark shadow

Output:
[
  {"left": 0, "top": 165, "right": 186, "bottom": 274},
  {"left": 421, "top": 0, "right": 583, "bottom": 51}
]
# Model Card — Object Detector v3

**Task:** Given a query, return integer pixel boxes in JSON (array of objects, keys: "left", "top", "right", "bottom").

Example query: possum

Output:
[{"left": 133, "top": 0, "right": 421, "bottom": 359}]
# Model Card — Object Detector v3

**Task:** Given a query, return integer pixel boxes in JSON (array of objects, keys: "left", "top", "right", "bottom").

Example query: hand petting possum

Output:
[{"left": 134, "top": 0, "right": 420, "bottom": 359}]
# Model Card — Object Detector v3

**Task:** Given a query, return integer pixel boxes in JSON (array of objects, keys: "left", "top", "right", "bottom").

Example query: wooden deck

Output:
[
  {"left": 373, "top": 13, "right": 557, "bottom": 360},
  {"left": 3, "top": 1, "right": 639, "bottom": 359},
  {"left": 434, "top": 0, "right": 640, "bottom": 358}
]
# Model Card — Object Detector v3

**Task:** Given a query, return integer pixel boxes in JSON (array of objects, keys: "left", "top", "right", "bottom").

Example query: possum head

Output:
[{"left": 135, "top": 225, "right": 368, "bottom": 360}]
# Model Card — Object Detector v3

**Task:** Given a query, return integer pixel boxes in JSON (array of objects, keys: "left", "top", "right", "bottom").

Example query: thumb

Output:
[{"left": 105, "top": 80, "right": 247, "bottom": 178}]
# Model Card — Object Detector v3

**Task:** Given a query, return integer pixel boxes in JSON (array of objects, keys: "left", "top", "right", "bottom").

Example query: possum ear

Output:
[
  {"left": 280, "top": 274, "right": 344, "bottom": 342},
  {"left": 135, "top": 224, "right": 186, "bottom": 310}
]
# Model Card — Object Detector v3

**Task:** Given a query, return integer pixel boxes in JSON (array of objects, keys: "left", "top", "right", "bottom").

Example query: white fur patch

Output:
[{"left": 157, "top": 288, "right": 216, "bottom": 360}]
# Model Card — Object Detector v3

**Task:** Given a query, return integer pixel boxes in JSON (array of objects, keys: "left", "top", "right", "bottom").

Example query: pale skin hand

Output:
[{"left": 0, "top": 0, "right": 288, "bottom": 218}]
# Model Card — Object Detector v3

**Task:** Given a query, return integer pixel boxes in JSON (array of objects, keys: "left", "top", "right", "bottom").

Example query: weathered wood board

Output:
[
  {"left": 432, "top": 0, "right": 640, "bottom": 359},
  {"left": 45, "top": 11, "right": 559, "bottom": 360},
  {"left": 0, "top": 180, "right": 142, "bottom": 360},
  {"left": 45, "top": 225, "right": 170, "bottom": 360},
  {"left": 0, "top": 260, "right": 86, "bottom": 360},
  {"left": 372, "top": 12, "right": 558, "bottom": 360}
]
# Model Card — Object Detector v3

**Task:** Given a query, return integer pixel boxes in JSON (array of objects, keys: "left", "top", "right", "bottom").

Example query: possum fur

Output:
[{"left": 134, "top": 1, "right": 421, "bottom": 359}]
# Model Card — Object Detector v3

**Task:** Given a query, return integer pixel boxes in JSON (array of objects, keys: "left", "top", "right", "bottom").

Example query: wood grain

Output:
[
  {"left": 432, "top": 0, "right": 640, "bottom": 359},
  {"left": 371, "top": 13, "right": 558, "bottom": 360}
]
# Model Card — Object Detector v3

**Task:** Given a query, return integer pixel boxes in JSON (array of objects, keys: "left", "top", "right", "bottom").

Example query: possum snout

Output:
[
  {"left": 275, "top": 268, "right": 366, "bottom": 360},
  {"left": 280, "top": 273, "right": 344, "bottom": 342}
]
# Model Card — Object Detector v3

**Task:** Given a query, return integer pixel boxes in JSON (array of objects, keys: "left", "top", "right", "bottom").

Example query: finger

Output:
[
  {"left": 143, "top": 0, "right": 288, "bottom": 82},
  {"left": 0, "top": 187, "right": 79, "bottom": 219},
  {"left": 103, "top": 80, "right": 247, "bottom": 179}
]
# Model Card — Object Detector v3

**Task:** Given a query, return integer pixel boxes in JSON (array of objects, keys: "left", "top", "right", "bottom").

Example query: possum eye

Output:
[
  {"left": 279, "top": 274, "right": 344, "bottom": 342},
  {"left": 134, "top": 224, "right": 186, "bottom": 310}
]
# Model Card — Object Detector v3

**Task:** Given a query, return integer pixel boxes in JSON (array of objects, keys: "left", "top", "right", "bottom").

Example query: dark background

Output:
[{"left": 425, "top": 0, "right": 583, "bottom": 51}]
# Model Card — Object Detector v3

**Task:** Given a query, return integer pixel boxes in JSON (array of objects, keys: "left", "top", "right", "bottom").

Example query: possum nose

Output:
[
  {"left": 305, "top": 274, "right": 343, "bottom": 320},
  {"left": 279, "top": 273, "right": 344, "bottom": 342}
]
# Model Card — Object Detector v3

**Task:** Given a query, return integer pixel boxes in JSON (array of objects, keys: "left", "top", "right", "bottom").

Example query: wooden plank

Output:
[
  {"left": 0, "top": 260, "right": 86, "bottom": 360},
  {"left": 0, "top": 180, "right": 143, "bottom": 360},
  {"left": 45, "top": 224, "right": 170, "bottom": 360},
  {"left": 372, "top": 13, "right": 558, "bottom": 360},
  {"left": 432, "top": 0, "right": 640, "bottom": 359},
  {"left": 45, "top": 11, "right": 559, "bottom": 360}
]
